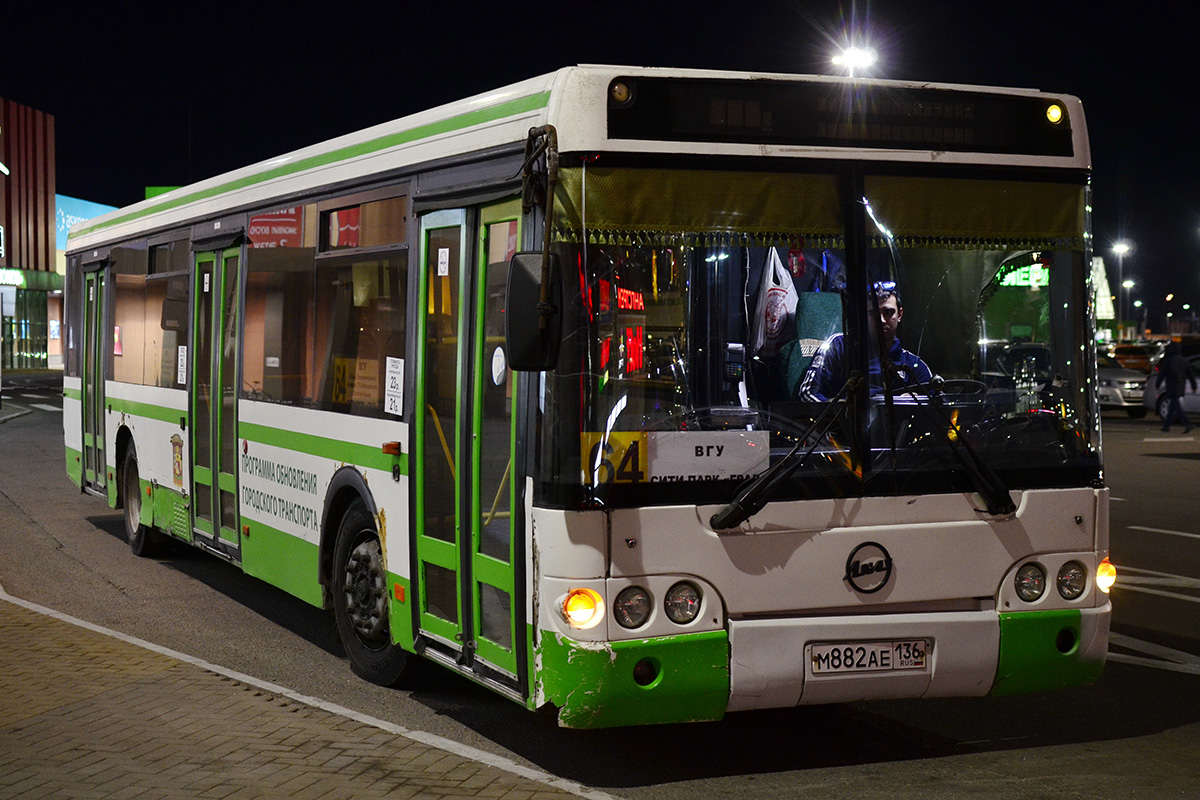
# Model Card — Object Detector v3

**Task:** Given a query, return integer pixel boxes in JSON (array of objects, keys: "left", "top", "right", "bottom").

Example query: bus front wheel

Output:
[
  {"left": 332, "top": 500, "right": 414, "bottom": 687},
  {"left": 122, "top": 447, "right": 165, "bottom": 557}
]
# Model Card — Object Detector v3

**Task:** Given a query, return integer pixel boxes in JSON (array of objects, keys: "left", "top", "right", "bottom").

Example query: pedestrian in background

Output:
[{"left": 1155, "top": 342, "right": 1197, "bottom": 433}]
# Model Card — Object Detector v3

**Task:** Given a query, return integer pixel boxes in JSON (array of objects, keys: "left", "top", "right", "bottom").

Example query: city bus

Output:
[{"left": 63, "top": 65, "right": 1114, "bottom": 728}]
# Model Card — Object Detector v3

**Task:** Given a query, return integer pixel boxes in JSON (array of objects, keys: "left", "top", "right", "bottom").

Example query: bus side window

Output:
[{"left": 244, "top": 219, "right": 319, "bottom": 405}]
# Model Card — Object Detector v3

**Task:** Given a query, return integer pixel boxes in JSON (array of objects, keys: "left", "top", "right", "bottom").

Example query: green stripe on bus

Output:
[
  {"left": 239, "top": 421, "right": 409, "bottom": 475},
  {"left": 64, "top": 387, "right": 81, "bottom": 401},
  {"left": 991, "top": 608, "right": 1104, "bottom": 696},
  {"left": 538, "top": 630, "right": 729, "bottom": 728},
  {"left": 66, "top": 445, "right": 82, "bottom": 487},
  {"left": 241, "top": 519, "right": 324, "bottom": 607},
  {"left": 108, "top": 395, "right": 186, "bottom": 425},
  {"left": 70, "top": 91, "right": 552, "bottom": 241}
]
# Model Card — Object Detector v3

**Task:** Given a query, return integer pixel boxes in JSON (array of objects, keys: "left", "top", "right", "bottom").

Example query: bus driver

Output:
[{"left": 798, "top": 281, "right": 932, "bottom": 401}]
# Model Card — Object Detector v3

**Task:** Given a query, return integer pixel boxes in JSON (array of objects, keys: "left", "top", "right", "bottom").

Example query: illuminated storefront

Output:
[{"left": 0, "top": 267, "right": 61, "bottom": 369}]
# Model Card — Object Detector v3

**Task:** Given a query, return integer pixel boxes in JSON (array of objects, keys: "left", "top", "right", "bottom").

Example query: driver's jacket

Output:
[{"left": 798, "top": 333, "right": 933, "bottom": 402}]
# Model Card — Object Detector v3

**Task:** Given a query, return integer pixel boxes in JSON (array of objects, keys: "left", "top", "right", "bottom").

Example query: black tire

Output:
[
  {"left": 332, "top": 499, "right": 415, "bottom": 686},
  {"left": 1157, "top": 395, "right": 1171, "bottom": 421},
  {"left": 122, "top": 447, "right": 165, "bottom": 557}
]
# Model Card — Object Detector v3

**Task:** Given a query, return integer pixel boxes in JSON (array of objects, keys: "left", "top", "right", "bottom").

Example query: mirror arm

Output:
[{"left": 521, "top": 125, "right": 560, "bottom": 330}]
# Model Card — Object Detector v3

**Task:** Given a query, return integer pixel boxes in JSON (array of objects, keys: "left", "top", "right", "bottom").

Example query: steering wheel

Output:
[
  {"left": 929, "top": 379, "right": 987, "bottom": 395},
  {"left": 886, "top": 378, "right": 987, "bottom": 397}
]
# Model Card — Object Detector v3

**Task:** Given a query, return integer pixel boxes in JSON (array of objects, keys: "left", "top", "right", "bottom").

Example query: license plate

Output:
[{"left": 810, "top": 639, "right": 929, "bottom": 675}]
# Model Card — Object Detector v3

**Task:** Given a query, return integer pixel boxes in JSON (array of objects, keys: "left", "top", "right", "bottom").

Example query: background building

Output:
[
  {"left": 1, "top": 98, "right": 116, "bottom": 372},
  {"left": 1, "top": 97, "right": 58, "bottom": 370}
]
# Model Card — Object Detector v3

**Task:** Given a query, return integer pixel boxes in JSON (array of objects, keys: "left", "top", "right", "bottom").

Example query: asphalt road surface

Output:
[{"left": 2, "top": 374, "right": 1198, "bottom": 799}]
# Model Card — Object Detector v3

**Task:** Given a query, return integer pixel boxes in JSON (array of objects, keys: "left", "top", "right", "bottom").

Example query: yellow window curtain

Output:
[
  {"left": 863, "top": 175, "right": 1086, "bottom": 251},
  {"left": 552, "top": 167, "right": 844, "bottom": 247}
]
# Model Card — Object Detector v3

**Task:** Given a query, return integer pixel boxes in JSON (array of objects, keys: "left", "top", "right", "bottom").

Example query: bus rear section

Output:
[{"left": 522, "top": 158, "right": 1111, "bottom": 727}]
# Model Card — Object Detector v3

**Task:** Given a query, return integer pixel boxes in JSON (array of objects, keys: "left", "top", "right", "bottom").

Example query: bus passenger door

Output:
[
  {"left": 191, "top": 247, "right": 243, "bottom": 558},
  {"left": 414, "top": 203, "right": 521, "bottom": 684},
  {"left": 81, "top": 268, "right": 107, "bottom": 497}
]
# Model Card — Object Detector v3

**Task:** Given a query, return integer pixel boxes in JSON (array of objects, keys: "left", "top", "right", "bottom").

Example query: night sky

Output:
[{"left": 4, "top": 1, "right": 1195, "bottom": 328}]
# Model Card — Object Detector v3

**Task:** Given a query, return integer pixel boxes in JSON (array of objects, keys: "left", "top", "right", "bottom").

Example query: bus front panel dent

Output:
[{"left": 537, "top": 629, "right": 729, "bottom": 728}]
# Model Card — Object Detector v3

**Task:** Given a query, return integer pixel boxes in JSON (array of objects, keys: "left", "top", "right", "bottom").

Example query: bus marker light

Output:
[
  {"left": 562, "top": 588, "right": 604, "bottom": 629},
  {"left": 1096, "top": 558, "right": 1117, "bottom": 593},
  {"left": 394, "top": 584, "right": 405, "bottom": 603},
  {"left": 1046, "top": 103, "right": 1064, "bottom": 125}
]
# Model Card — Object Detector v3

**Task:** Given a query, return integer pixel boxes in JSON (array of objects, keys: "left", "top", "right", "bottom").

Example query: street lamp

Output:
[
  {"left": 1112, "top": 241, "right": 1132, "bottom": 337},
  {"left": 832, "top": 45, "right": 878, "bottom": 78}
]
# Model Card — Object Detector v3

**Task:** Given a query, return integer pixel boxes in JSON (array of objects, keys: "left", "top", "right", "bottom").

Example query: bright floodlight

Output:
[
  {"left": 832, "top": 46, "right": 878, "bottom": 75},
  {"left": 1113, "top": 241, "right": 1131, "bottom": 256},
  {"left": 1122, "top": 279, "right": 1135, "bottom": 289}
]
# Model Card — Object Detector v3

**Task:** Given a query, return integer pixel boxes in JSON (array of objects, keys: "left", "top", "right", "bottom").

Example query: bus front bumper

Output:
[{"left": 728, "top": 604, "right": 1109, "bottom": 710}]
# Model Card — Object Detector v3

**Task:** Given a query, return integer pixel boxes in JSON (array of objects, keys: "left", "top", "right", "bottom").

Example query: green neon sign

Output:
[
  {"left": 999, "top": 264, "right": 1049, "bottom": 288},
  {"left": 0, "top": 268, "right": 26, "bottom": 287}
]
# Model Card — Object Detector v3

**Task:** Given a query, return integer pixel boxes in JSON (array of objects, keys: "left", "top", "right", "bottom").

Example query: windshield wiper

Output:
[
  {"left": 891, "top": 374, "right": 1016, "bottom": 516},
  {"left": 710, "top": 376, "right": 859, "bottom": 530}
]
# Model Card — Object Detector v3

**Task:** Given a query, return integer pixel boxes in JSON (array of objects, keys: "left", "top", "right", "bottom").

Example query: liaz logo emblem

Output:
[{"left": 844, "top": 542, "right": 893, "bottom": 594}]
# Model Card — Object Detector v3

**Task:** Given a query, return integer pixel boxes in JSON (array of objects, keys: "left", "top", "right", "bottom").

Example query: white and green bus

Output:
[{"left": 63, "top": 65, "right": 1114, "bottom": 728}]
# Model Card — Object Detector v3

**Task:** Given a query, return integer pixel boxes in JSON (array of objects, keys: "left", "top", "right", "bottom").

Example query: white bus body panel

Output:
[
  {"left": 106, "top": 382, "right": 189, "bottom": 487},
  {"left": 63, "top": 376, "right": 82, "bottom": 454},
  {"left": 609, "top": 488, "right": 1106, "bottom": 615},
  {"left": 238, "top": 401, "right": 410, "bottom": 572}
]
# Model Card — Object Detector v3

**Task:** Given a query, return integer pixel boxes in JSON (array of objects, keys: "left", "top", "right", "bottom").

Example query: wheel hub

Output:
[{"left": 343, "top": 538, "right": 388, "bottom": 644}]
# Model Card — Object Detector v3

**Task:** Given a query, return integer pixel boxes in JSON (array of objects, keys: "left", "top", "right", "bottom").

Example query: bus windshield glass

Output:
[{"left": 538, "top": 166, "right": 1098, "bottom": 510}]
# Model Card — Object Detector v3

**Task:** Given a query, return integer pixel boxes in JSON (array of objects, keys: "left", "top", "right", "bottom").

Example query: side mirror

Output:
[{"left": 505, "top": 251, "right": 562, "bottom": 371}]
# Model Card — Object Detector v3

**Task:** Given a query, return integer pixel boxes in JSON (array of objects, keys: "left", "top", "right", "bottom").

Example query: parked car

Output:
[
  {"left": 1096, "top": 355, "right": 1148, "bottom": 417},
  {"left": 1142, "top": 354, "right": 1200, "bottom": 420},
  {"left": 1106, "top": 342, "right": 1159, "bottom": 373}
]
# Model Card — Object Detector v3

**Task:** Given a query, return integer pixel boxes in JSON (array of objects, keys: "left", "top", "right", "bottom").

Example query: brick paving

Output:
[{"left": 0, "top": 597, "right": 586, "bottom": 800}]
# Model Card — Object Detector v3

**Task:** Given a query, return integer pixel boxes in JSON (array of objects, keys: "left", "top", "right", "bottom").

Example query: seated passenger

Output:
[{"left": 798, "top": 281, "right": 932, "bottom": 401}]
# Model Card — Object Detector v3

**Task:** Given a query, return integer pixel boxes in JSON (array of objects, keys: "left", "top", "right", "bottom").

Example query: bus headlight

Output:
[
  {"left": 613, "top": 586, "right": 652, "bottom": 629},
  {"left": 664, "top": 582, "right": 701, "bottom": 624},
  {"left": 1057, "top": 561, "right": 1088, "bottom": 600},
  {"left": 562, "top": 588, "right": 605, "bottom": 629},
  {"left": 1014, "top": 563, "right": 1047, "bottom": 602},
  {"left": 1096, "top": 558, "right": 1117, "bottom": 593}
]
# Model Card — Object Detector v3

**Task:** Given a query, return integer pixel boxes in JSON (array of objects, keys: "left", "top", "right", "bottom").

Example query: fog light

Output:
[
  {"left": 562, "top": 588, "right": 604, "bottom": 629},
  {"left": 632, "top": 658, "right": 659, "bottom": 686},
  {"left": 1014, "top": 563, "right": 1046, "bottom": 602},
  {"left": 1057, "top": 561, "right": 1087, "bottom": 600},
  {"left": 1096, "top": 558, "right": 1117, "bottom": 593},
  {"left": 664, "top": 582, "right": 701, "bottom": 624},
  {"left": 613, "top": 586, "right": 652, "bottom": 629}
]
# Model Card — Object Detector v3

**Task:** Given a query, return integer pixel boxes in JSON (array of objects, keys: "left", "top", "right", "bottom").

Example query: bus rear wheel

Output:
[
  {"left": 332, "top": 500, "right": 414, "bottom": 687},
  {"left": 122, "top": 447, "right": 165, "bottom": 557}
]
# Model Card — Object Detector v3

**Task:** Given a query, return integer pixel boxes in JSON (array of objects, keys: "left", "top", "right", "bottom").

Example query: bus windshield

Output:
[{"left": 538, "top": 166, "right": 1099, "bottom": 510}]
